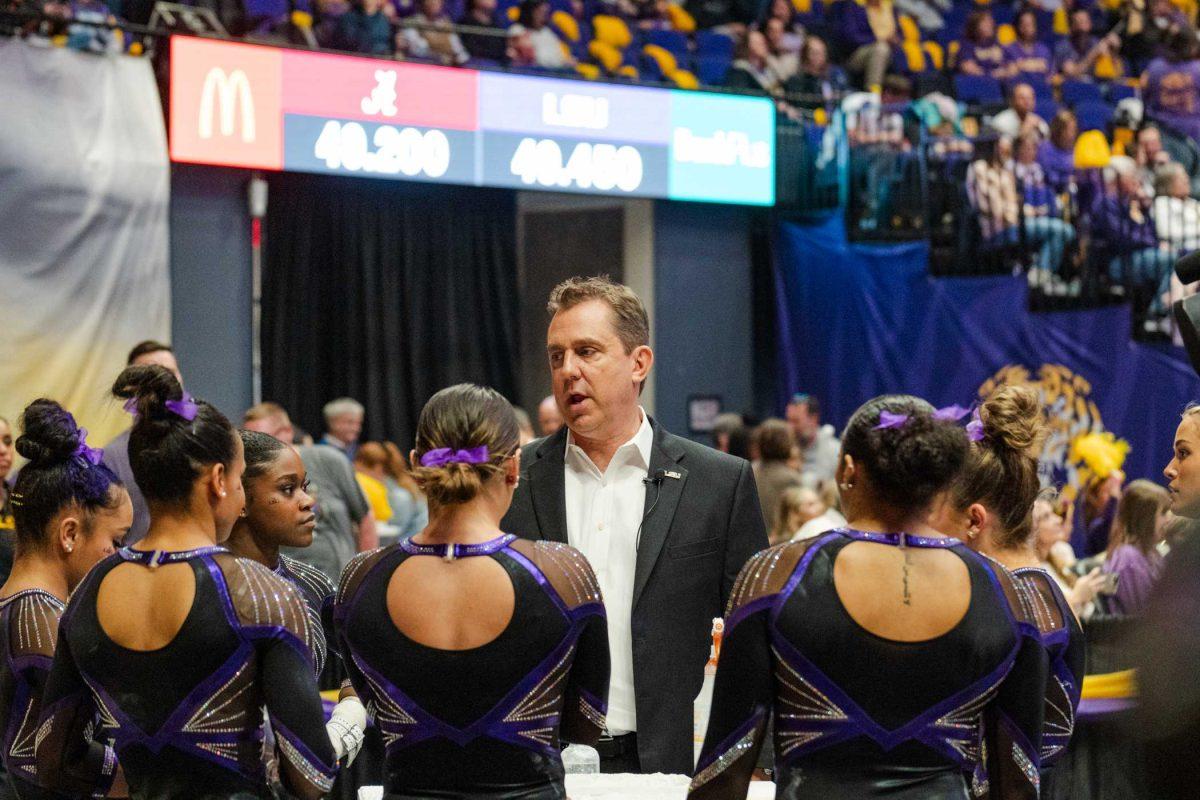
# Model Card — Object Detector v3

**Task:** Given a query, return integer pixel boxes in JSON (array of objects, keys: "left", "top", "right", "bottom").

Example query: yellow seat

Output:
[
  {"left": 997, "top": 23, "right": 1015, "bottom": 45},
  {"left": 791, "top": 0, "right": 812, "bottom": 12},
  {"left": 948, "top": 39, "right": 959, "bottom": 64},
  {"left": 588, "top": 39, "right": 623, "bottom": 72},
  {"left": 671, "top": 69, "right": 699, "bottom": 89},
  {"left": 617, "top": 64, "right": 639, "bottom": 79},
  {"left": 902, "top": 40, "right": 925, "bottom": 71},
  {"left": 576, "top": 62, "right": 601, "bottom": 79},
  {"left": 507, "top": 5, "right": 519, "bottom": 20},
  {"left": 667, "top": 2, "right": 696, "bottom": 32},
  {"left": 899, "top": 14, "right": 920, "bottom": 42},
  {"left": 1052, "top": 6, "right": 1068, "bottom": 35},
  {"left": 1074, "top": 129, "right": 1111, "bottom": 169},
  {"left": 291, "top": 9, "right": 313, "bottom": 28},
  {"left": 593, "top": 14, "right": 632, "bottom": 48},
  {"left": 923, "top": 40, "right": 944, "bottom": 70},
  {"left": 1094, "top": 52, "right": 1120, "bottom": 80},
  {"left": 643, "top": 43, "right": 678, "bottom": 75},
  {"left": 552, "top": 9, "right": 580, "bottom": 41}
]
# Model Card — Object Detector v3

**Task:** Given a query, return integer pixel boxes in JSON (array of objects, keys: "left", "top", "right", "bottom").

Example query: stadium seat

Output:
[
  {"left": 1015, "top": 73, "right": 1052, "bottom": 99},
  {"left": 1075, "top": 100, "right": 1114, "bottom": 132},
  {"left": 1036, "top": 98, "right": 1059, "bottom": 122},
  {"left": 575, "top": 63, "right": 601, "bottom": 79},
  {"left": 1074, "top": 129, "right": 1111, "bottom": 167},
  {"left": 645, "top": 29, "right": 688, "bottom": 57},
  {"left": 643, "top": 43, "right": 679, "bottom": 77},
  {"left": 551, "top": 10, "right": 580, "bottom": 41},
  {"left": 1107, "top": 82, "right": 1137, "bottom": 102},
  {"left": 671, "top": 69, "right": 699, "bottom": 89},
  {"left": 923, "top": 40, "right": 944, "bottom": 70},
  {"left": 954, "top": 73, "right": 1003, "bottom": 104},
  {"left": 997, "top": 23, "right": 1015, "bottom": 45},
  {"left": 991, "top": 4, "right": 1013, "bottom": 25},
  {"left": 695, "top": 30, "right": 734, "bottom": 59},
  {"left": 1062, "top": 79, "right": 1103, "bottom": 106},
  {"left": 1052, "top": 6, "right": 1068, "bottom": 34},
  {"left": 588, "top": 39, "right": 624, "bottom": 72},
  {"left": 695, "top": 54, "right": 731, "bottom": 84},
  {"left": 902, "top": 40, "right": 926, "bottom": 72},
  {"left": 592, "top": 14, "right": 632, "bottom": 48},
  {"left": 666, "top": 3, "right": 696, "bottom": 32},
  {"left": 899, "top": 14, "right": 920, "bottom": 42}
]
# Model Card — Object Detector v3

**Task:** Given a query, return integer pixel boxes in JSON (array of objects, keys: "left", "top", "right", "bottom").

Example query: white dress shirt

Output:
[{"left": 564, "top": 409, "right": 653, "bottom": 735}]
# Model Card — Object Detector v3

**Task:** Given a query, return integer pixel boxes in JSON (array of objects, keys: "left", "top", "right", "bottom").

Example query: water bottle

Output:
[
  {"left": 561, "top": 743, "right": 600, "bottom": 774},
  {"left": 693, "top": 617, "right": 725, "bottom": 767}
]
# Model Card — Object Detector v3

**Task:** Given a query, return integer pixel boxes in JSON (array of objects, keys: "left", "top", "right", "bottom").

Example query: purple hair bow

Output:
[
  {"left": 420, "top": 446, "right": 490, "bottom": 468},
  {"left": 966, "top": 408, "right": 985, "bottom": 442},
  {"left": 874, "top": 411, "right": 910, "bottom": 430},
  {"left": 165, "top": 395, "right": 199, "bottom": 422},
  {"left": 74, "top": 429, "right": 103, "bottom": 467},
  {"left": 932, "top": 404, "right": 971, "bottom": 422},
  {"left": 874, "top": 404, "right": 975, "bottom": 431}
]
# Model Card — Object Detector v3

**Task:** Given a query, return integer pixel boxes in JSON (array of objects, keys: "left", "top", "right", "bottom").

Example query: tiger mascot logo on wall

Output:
[{"left": 977, "top": 364, "right": 1103, "bottom": 502}]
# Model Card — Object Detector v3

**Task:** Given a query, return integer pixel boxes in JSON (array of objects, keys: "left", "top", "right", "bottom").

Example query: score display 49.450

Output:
[{"left": 507, "top": 137, "right": 644, "bottom": 193}]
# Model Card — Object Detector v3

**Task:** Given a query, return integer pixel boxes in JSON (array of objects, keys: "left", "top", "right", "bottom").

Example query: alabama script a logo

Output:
[{"left": 198, "top": 67, "right": 256, "bottom": 142}]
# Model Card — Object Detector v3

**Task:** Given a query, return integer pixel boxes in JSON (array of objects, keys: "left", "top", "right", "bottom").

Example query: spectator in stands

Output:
[
  {"left": 1004, "top": 8, "right": 1053, "bottom": 80},
  {"left": 354, "top": 442, "right": 428, "bottom": 541},
  {"left": 712, "top": 413, "right": 751, "bottom": 459},
  {"left": 833, "top": 0, "right": 899, "bottom": 91},
  {"left": 1106, "top": 479, "right": 1170, "bottom": 615},
  {"left": 1034, "top": 497, "right": 1106, "bottom": 618},
  {"left": 956, "top": 10, "right": 1006, "bottom": 78},
  {"left": 785, "top": 393, "right": 840, "bottom": 484},
  {"left": 788, "top": 35, "right": 850, "bottom": 105},
  {"left": 1143, "top": 27, "right": 1200, "bottom": 144},
  {"left": 102, "top": 340, "right": 183, "bottom": 546},
  {"left": 507, "top": 0, "right": 574, "bottom": 69},
  {"left": 537, "top": 395, "right": 563, "bottom": 436},
  {"left": 1153, "top": 162, "right": 1200, "bottom": 252},
  {"left": 1014, "top": 132, "right": 1058, "bottom": 216},
  {"left": 893, "top": 0, "right": 945, "bottom": 33},
  {"left": 792, "top": 480, "right": 847, "bottom": 540},
  {"left": 967, "top": 135, "right": 1077, "bottom": 290},
  {"left": 334, "top": 0, "right": 396, "bottom": 54},
  {"left": 753, "top": 419, "right": 805, "bottom": 538},
  {"left": 764, "top": 17, "right": 800, "bottom": 81},
  {"left": 322, "top": 397, "right": 365, "bottom": 459},
  {"left": 66, "top": 0, "right": 119, "bottom": 52},
  {"left": 683, "top": 0, "right": 755, "bottom": 36},
  {"left": 1122, "top": 0, "right": 1190, "bottom": 73},
  {"left": 760, "top": 0, "right": 804, "bottom": 53},
  {"left": 725, "top": 29, "right": 788, "bottom": 94},
  {"left": 403, "top": 0, "right": 470, "bottom": 64},
  {"left": 1038, "top": 109, "right": 1080, "bottom": 192},
  {"left": 772, "top": 486, "right": 825, "bottom": 545},
  {"left": 990, "top": 82, "right": 1049, "bottom": 139},
  {"left": 1094, "top": 155, "right": 1176, "bottom": 324},
  {"left": 458, "top": 0, "right": 507, "bottom": 62},
  {"left": 513, "top": 406, "right": 536, "bottom": 446},
  {"left": 1056, "top": 8, "right": 1124, "bottom": 80},
  {"left": 1137, "top": 123, "right": 1173, "bottom": 196}
]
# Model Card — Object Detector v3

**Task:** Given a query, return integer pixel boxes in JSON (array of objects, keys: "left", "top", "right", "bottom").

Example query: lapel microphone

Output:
[
  {"left": 643, "top": 469, "right": 666, "bottom": 487},
  {"left": 635, "top": 469, "right": 678, "bottom": 551}
]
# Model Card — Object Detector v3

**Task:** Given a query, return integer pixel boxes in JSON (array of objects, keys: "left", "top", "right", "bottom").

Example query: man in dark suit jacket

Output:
[{"left": 500, "top": 276, "right": 767, "bottom": 775}]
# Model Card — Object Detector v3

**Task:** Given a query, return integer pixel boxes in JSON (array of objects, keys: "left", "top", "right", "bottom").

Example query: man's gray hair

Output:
[{"left": 323, "top": 397, "right": 365, "bottom": 420}]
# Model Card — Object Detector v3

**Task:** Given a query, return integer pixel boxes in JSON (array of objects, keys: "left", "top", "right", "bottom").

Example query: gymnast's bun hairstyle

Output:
[
  {"left": 411, "top": 384, "right": 520, "bottom": 508},
  {"left": 841, "top": 395, "right": 970, "bottom": 513},
  {"left": 949, "top": 384, "right": 1047, "bottom": 548},
  {"left": 111, "top": 365, "right": 237, "bottom": 506},
  {"left": 11, "top": 399, "right": 123, "bottom": 550}
]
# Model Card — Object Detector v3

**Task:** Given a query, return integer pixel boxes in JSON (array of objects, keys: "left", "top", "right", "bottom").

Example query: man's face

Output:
[
  {"left": 244, "top": 414, "right": 296, "bottom": 445},
  {"left": 546, "top": 300, "right": 649, "bottom": 440},
  {"left": 1013, "top": 85, "right": 1035, "bottom": 115},
  {"left": 1070, "top": 10, "right": 1091, "bottom": 36},
  {"left": 328, "top": 412, "right": 363, "bottom": 445},
  {"left": 132, "top": 349, "right": 182, "bottom": 386},
  {"left": 1139, "top": 128, "right": 1162, "bottom": 160},
  {"left": 537, "top": 397, "right": 563, "bottom": 436},
  {"left": 786, "top": 401, "right": 817, "bottom": 441}
]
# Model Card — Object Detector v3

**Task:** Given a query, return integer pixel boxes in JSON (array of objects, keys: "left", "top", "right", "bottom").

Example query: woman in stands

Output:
[
  {"left": 35, "top": 366, "right": 337, "bottom": 800},
  {"left": 0, "top": 400, "right": 131, "bottom": 799},
  {"left": 689, "top": 395, "right": 1047, "bottom": 800},
  {"left": 956, "top": 10, "right": 1006, "bottom": 78},
  {"left": 0, "top": 415, "right": 16, "bottom": 582},
  {"left": 1105, "top": 479, "right": 1170, "bottom": 615},
  {"left": 354, "top": 442, "right": 428, "bottom": 541},
  {"left": 226, "top": 429, "right": 367, "bottom": 764},
  {"left": 336, "top": 383, "right": 609, "bottom": 799},
  {"left": 930, "top": 385, "right": 1085, "bottom": 782}
]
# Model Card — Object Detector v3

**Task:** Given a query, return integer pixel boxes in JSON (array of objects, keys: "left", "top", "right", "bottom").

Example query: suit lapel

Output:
[
  {"left": 528, "top": 429, "right": 569, "bottom": 544},
  {"left": 632, "top": 422, "right": 687, "bottom": 612}
]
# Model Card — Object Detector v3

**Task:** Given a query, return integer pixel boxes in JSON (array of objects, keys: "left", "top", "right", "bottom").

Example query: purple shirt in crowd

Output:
[
  {"left": 1144, "top": 57, "right": 1200, "bottom": 141},
  {"left": 1091, "top": 195, "right": 1160, "bottom": 254},
  {"left": 1037, "top": 140, "right": 1076, "bottom": 192},
  {"left": 1107, "top": 544, "right": 1164, "bottom": 616},
  {"left": 836, "top": 0, "right": 884, "bottom": 51},
  {"left": 957, "top": 39, "right": 1006, "bottom": 76},
  {"left": 1004, "top": 40, "right": 1054, "bottom": 78}
]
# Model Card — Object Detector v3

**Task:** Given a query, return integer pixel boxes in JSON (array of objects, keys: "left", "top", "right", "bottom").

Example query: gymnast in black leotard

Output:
[
  {"left": 690, "top": 395, "right": 1049, "bottom": 800},
  {"left": 336, "top": 383, "right": 610, "bottom": 800},
  {"left": 0, "top": 399, "right": 132, "bottom": 800},
  {"left": 227, "top": 429, "right": 367, "bottom": 766},
  {"left": 930, "top": 385, "right": 1086, "bottom": 780},
  {"left": 34, "top": 365, "right": 337, "bottom": 800}
]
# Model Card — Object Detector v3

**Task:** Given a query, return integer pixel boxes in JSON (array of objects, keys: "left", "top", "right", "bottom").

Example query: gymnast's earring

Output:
[
  {"left": 967, "top": 527, "right": 979, "bottom": 540},
  {"left": 839, "top": 482, "right": 853, "bottom": 491}
]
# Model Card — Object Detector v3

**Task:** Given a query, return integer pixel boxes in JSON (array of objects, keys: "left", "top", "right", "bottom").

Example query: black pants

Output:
[{"left": 597, "top": 734, "right": 640, "bottom": 774}]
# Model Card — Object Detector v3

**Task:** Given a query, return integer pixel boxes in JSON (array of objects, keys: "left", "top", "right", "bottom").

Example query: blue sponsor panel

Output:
[
  {"left": 667, "top": 92, "right": 775, "bottom": 206},
  {"left": 283, "top": 113, "right": 477, "bottom": 185},
  {"left": 479, "top": 130, "right": 669, "bottom": 199}
]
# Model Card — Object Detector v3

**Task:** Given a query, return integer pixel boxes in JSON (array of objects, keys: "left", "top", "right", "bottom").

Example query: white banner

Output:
[{"left": 0, "top": 40, "right": 170, "bottom": 444}]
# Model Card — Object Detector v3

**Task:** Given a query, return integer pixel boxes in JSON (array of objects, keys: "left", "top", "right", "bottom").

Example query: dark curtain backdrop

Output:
[{"left": 262, "top": 173, "right": 520, "bottom": 449}]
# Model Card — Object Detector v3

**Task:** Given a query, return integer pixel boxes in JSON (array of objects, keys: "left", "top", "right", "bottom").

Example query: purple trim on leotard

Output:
[
  {"left": 118, "top": 545, "right": 229, "bottom": 566},
  {"left": 399, "top": 534, "right": 516, "bottom": 560},
  {"left": 835, "top": 528, "right": 964, "bottom": 548},
  {"left": 770, "top": 531, "right": 841, "bottom": 627},
  {"left": 502, "top": 544, "right": 571, "bottom": 619}
]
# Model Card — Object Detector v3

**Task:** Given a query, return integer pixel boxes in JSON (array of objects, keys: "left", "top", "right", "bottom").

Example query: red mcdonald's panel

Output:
[
  {"left": 170, "top": 36, "right": 284, "bottom": 170},
  {"left": 280, "top": 51, "right": 478, "bottom": 130}
]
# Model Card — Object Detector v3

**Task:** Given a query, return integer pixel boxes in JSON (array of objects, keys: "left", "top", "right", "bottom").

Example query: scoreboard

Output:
[{"left": 169, "top": 36, "right": 775, "bottom": 206}]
